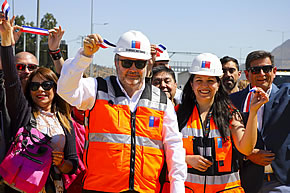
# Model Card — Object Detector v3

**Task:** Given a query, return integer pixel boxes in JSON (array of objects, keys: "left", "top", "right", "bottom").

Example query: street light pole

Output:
[
  {"left": 229, "top": 46, "right": 252, "bottom": 65},
  {"left": 89, "top": 0, "right": 94, "bottom": 77},
  {"left": 36, "top": 0, "right": 40, "bottom": 61},
  {"left": 89, "top": 0, "right": 109, "bottom": 77},
  {"left": 23, "top": 33, "right": 26, "bottom": 51},
  {"left": 282, "top": 31, "right": 284, "bottom": 65}
]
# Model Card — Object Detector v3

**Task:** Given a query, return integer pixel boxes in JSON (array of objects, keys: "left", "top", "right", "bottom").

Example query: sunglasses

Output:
[
  {"left": 16, "top": 63, "right": 38, "bottom": 71},
  {"left": 247, "top": 65, "right": 273, "bottom": 74},
  {"left": 29, "top": 81, "right": 54, "bottom": 91},
  {"left": 118, "top": 59, "right": 147, "bottom": 69},
  {"left": 222, "top": 68, "right": 237, "bottom": 74}
]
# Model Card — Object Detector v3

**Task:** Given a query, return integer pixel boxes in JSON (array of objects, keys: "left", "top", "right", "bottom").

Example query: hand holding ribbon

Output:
[{"left": 249, "top": 87, "right": 269, "bottom": 113}]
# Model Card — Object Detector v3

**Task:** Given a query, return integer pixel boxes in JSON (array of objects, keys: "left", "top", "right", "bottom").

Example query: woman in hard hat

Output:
[{"left": 176, "top": 53, "right": 269, "bottom": 193}]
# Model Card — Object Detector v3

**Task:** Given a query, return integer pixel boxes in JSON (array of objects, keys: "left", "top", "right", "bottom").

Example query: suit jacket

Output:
[{"left": 230, "top": 84, "right": 290, "bottom": 193}]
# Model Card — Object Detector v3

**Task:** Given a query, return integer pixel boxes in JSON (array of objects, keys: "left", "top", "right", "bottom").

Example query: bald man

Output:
[{"left": 15, "top": 52, "right": 39, "bottom": 89}]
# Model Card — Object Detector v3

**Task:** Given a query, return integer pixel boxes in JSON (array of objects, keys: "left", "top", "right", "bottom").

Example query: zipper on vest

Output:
[
  {"left": 196, "top": 104, "right": 212, "bottom": 193},
  {"left": 129, "top": 111, "right": 137, "bottom": 190},
  {"left": 203, "top": 137, "right": 207, "bottom": 193}
]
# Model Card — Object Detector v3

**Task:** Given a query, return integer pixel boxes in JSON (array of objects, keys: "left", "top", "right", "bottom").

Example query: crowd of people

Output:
[{"left": 0, "top": 13, "right": 289, "bottom": 193}]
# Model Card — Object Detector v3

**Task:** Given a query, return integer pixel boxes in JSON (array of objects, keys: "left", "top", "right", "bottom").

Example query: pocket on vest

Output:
[
  {"left": 142, "top": 147, "right": 164, "bottom": 180},
  {"left": 88, "top": 143, "right": 124, "bottom": 174}
]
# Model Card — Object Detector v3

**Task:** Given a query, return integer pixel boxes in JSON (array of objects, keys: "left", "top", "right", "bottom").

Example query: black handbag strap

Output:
[
  {"left": 25, "top": 124, "right": 51, "bottom": 145},
  {"left": 24, "top": 114, "right": 51, "bottom": 145}
]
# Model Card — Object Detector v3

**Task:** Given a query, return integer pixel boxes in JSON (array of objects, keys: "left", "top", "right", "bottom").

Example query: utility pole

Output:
[
  {"left": 23, "top": 33, "right": 26, "bottom": 51},
  {"left": 35, "top": 0, "right": 40, "bottom": 60},
  {"left": 90, "top": 0, "right": 94, "bottom": 77},
  {"left": 229, "top": 46, "right": 252, "bottom": 64}
]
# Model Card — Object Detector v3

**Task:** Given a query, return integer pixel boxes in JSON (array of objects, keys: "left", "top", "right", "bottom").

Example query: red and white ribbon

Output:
[
  {"left": 21, "top": 26, "right": 49, "bottom": 36},
  {"left": 155, "top": 44, "right": 166, "bottom": 53},
  {"left": 99, "top": 39, "right": 116, "bottom": 48},
  {"left": 243, "top": 86, "right": 257, "bottom": 113}
]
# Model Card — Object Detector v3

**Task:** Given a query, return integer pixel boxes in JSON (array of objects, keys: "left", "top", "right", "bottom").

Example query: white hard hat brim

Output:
[
  {"left": 189, "top": 70, "right": 223, "bottom": 77},
  {"left": 116, "top": 51, "right": 151, "bottom": 60}
]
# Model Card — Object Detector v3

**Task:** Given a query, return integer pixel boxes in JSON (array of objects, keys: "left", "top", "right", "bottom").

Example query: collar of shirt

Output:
[{"left": 116, "top": 77, "right": 145, "bottom": 112}]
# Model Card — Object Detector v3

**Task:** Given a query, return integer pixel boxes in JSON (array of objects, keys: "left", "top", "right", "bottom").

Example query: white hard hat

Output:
[
  {"left": 114, "top": 30, "right": 151, "bottom": 60},
  {"left": 156, "top": 50, "right": 170, "bottom": 61},
  {"left": 189, "top": 53, "right": 223, "bottom": 76}
]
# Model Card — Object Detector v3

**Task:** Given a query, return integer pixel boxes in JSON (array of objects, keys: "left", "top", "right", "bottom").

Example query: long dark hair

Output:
[
  {"left": 25, "top": 67, "right": 72, "bottom": 132},
  {"left": 177, "top": 74, "right": 238, "bottom": 139}
]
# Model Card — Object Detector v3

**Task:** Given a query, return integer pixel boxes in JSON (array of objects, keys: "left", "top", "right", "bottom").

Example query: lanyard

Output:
[{"left": 196, "top": 103, "right": 213, "bottom": 138}]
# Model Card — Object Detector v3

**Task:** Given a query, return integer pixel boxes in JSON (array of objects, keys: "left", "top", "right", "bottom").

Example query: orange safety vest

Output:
[
  {"left": 83, "top": 76, "right": 168, "bottom": 193},
  {"left": 181, "top": 106, "right": 244, "bottom": 193}
]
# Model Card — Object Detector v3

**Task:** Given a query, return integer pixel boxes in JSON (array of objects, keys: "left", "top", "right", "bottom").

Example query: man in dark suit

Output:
[{"left": 230, "top": 50, "right": 290, "bottom": 192}]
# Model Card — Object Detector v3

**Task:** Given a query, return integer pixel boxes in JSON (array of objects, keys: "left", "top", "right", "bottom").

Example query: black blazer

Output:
[{"left": 230, "top": 84, "right": 290, "bottom": 193}]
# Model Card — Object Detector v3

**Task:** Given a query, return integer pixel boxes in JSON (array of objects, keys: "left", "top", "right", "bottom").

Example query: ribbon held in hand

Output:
[
  {"left": 99, "top": 39, "right": 116, "bottom": 48},
  {"left": 243, "top": 86, "right": 257, "bottom": 113},
  {"left": 21, "top": 26, "right": 49, "bottom": 36}
]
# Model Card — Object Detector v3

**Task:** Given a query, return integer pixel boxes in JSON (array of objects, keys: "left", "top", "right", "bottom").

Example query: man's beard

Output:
[{"left": 222, "top": 77, "right": 237, "bottom": 91}]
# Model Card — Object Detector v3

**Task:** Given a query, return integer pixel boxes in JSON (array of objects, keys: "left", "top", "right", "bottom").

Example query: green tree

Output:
[
  {"left": 14, "top": 15, "right": 36, "bottom": 54},
  {"left": 40, "top": 13, "right": 57, "bottom": 44}
]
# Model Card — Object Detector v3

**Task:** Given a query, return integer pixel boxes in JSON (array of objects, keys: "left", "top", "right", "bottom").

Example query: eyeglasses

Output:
[
  {"left": 16, "top": 63, "right": 38, "bottom": 71},
  {"left": 247, "top": 65, "right": 273, "bottom": 74},
  {"left": 29, "top": 81, "right": 54, "bottom": 91},
  {"left": 222, "top": 68, "right": 237, "bottom": 74},
  {"left": 118, "top": 59, "right": 147, "bottom": 69}
]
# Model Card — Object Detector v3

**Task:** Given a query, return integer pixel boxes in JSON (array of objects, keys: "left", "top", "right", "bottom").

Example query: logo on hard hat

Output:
[
  {"left": 131, "top": 40, "right": 141, "bottom": 49},
  {"left": 201, "top": 61, "right": 211, "bottom": 69}
]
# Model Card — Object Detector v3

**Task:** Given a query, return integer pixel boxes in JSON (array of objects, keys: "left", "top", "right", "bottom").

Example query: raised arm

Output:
[
  {"left": 230, "top": 87, "right": 269, "bottom": 155},
  {"left": 57, "top": 33, "right": 103, "bottom": 110},
  {"left": 0, "top": 16, "right": 31, "bottom": 136},
  {"left": 48, "top": 25, "right": 65, "bottom": 74}
]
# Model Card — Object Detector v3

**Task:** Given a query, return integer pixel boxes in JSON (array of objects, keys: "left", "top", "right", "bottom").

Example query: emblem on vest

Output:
[{"left": 149, "top": 116, "right": 160, "bottom": 128}]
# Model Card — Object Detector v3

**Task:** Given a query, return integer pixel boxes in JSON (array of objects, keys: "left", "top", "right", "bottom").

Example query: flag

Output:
[
  {"left": 99, "top": 39, "right": 116, "bottom": 49},
  {"left": 21, "top": 26, "right": 49, "bottom": 36},
  {"left": 149, "top": 116, "right": 160, "bottom": 128},
  {"left": 1, "top": 0, "right": 10, "bottom": 20},
  {"left": 155, "top": 44, "right": 166, "bottom": 53},
  {"left": 201, "top": 61, "right": 211, "bottom": 68},
  {"left": 131, "top": 40, "right": 141, "bottom": 49}
]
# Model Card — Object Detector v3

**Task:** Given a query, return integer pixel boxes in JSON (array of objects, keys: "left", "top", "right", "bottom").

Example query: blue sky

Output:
[{"left": 10, "top": 0, "right": 290, "bottom": 68}]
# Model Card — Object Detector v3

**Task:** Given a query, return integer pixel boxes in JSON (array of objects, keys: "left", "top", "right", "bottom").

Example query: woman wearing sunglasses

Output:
[
  {"left": 0, "top": 17, "right": 78, "bottom": 193},
  {"left": 176, "top": 53, "right": 269, "bottom": 193}
]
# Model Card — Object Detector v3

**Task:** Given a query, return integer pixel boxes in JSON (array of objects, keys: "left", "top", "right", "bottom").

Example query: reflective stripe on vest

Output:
[
  {"left": 186, "top": 172, "right": 240, "bottom": 185},
  {"left": 86, "top": 133, "right": 163, "bottom": 150},
  {"left": 182, "top": 126, "right": 222, "bottom": 138},
  {"left": 96, "top": 88, "right": 166, "bottom": 112}
]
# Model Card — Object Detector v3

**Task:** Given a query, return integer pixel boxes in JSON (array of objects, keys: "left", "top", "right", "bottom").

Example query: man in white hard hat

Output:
[
  {"left": 155, "top": 50, "right": 170, "bottom": 68},
  {"left": 57, "top": 30, "right": 186, "bottom": 193},
  {"left": 152, "top": 48, "right": 182, "bottom": 104}
]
